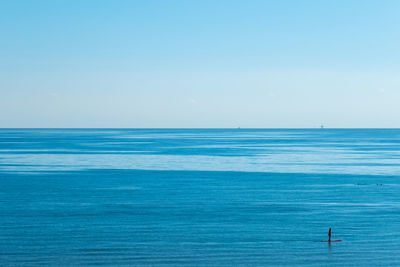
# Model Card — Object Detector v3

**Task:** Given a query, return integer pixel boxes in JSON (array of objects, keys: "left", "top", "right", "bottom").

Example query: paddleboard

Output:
[{"left": 321, "top": 240, "right": 342, "bottom": 242}]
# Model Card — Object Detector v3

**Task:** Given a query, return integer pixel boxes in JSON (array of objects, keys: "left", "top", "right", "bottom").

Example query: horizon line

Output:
[{"left": 1, "top": 127, "right": 400, "bottom": 130}]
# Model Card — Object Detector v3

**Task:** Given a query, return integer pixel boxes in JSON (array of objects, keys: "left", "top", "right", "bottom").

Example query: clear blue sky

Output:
[{"left": 1, "top": 0, "right": 399, "bottom": 128}]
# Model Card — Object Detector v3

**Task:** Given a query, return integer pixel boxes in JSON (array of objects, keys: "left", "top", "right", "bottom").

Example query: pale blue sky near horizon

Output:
[{"left": 1, "top": 0, "right": 400, "bottom": 128}]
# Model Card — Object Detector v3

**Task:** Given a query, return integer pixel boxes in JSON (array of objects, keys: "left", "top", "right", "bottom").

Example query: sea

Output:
[{"left": 1, "top": 128, "right": 400, "bottom": 266}]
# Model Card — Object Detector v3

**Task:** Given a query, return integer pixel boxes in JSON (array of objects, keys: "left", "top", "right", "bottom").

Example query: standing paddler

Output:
[{"left": 328, "top": 228, "right": 332, "bottom": 242}]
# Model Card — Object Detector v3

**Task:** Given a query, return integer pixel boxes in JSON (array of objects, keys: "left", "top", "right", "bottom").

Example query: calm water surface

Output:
[{"left": 1, "top": 129, "right": 400, "bottom": 266}]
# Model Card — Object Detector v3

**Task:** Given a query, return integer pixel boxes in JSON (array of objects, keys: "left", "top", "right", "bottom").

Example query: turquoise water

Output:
[{"left": 1, "top": 129, "right": 400, "bottom": 266}]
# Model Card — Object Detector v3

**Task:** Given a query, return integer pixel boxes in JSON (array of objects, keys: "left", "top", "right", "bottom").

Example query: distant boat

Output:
[{"left": 320, "top": 125, "right": 324, "bottom": 129}]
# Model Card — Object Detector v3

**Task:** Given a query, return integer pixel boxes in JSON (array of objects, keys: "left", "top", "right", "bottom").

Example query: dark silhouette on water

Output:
[
  {"left": 321, "top": 227, "right": 342, "bottom": 242},
  {"left": 328, "top": 227, "right": 332, "bottom": 242}
]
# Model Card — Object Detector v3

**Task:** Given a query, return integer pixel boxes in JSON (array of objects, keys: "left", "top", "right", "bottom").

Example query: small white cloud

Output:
[
  {"left": 188, "top": 98, "right": 197, "bottom": 104},
  {"left": 378, "top": 88, "right": 385, "bottom": 93}
]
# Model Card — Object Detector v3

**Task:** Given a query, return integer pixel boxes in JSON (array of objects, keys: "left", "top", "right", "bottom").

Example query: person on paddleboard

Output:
[{"left": 321, "top": 227, "right": 341, "bottom": 242}]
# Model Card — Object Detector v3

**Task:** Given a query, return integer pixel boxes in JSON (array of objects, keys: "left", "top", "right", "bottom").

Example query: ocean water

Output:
[{"left": 1, "top": 128, "right": 400, "bottom": 266}]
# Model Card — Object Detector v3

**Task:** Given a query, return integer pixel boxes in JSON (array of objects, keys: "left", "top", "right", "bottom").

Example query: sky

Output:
[{"left": 1, "top": 0, "right": 400, "bottom": 128}]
